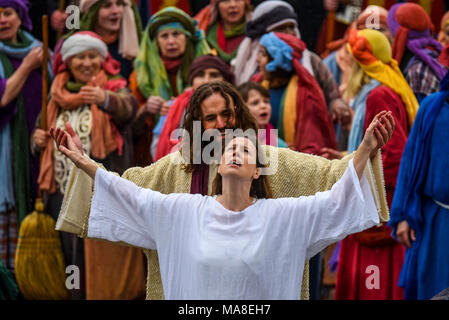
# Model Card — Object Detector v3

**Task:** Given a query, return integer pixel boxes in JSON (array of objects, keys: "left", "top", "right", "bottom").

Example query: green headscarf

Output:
[{"left": 134, "top": 7, "right": 211, "bottom": 100}]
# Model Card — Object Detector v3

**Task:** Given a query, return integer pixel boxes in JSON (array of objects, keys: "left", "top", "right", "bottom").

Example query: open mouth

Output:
[
  {"left": 259, "top": 112, "right": 269, "bottom": 119},
  {"left": 0, "top": 26, "right": 11, "bottom": 32},
  {"left": 108, "top": 17, "right": 120, "bottom": 25}
]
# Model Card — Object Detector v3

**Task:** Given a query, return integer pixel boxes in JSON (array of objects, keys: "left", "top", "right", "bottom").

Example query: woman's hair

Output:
[
  {"left": 344, "top": 61, "right": 372, "bottom": 101},
  {"left": 212, "top": 135, "right": 272, "bottom": 199},
  {"left": 237, "top": 81, "right": 270, "bottom": 102},
  {"left": 182, "top": 80, "right": 258, "bottom": 172}
]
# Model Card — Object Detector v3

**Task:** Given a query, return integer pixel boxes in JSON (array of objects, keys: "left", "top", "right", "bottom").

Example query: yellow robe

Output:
[{"left": 57, "top": 145, "right": 388, "bottom": 300}]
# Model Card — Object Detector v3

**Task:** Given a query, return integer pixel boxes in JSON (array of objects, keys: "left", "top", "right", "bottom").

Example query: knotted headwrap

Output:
[
  {"left": 259, "top": 32, "right": 336, "bottom": 154},
  {"left": 388, "top": 2, "right": 446, "bottom": 80},
  {"left": 79, "top": 0, "right": 141, "bottom": 59},
  {"left": 245, "top": 4, "right": 298, "bottom": 40},
  {"left": 188, "top": 55, "right": 235, "bottom": 85},
  {"left": 232, "top": 0, "right": 312, "bottom": 85},
  {"left": 0, "top": 0, "right": 32, "bottom": 31},
  {"left": 348, "top": 28, "right": 419, "bottom": 128},
  {"left": 134, "top": 6, "right": 211, "bottom": 100}
]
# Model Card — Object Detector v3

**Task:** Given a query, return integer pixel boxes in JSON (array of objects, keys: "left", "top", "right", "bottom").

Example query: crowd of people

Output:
[{"left": 0, "top": 0, "right": 448, "bottom": 300}]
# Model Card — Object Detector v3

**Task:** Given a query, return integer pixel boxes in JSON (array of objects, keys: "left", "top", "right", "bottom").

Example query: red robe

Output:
[{"left": 335, "top": 86, "right": 408, "bottom": 300}]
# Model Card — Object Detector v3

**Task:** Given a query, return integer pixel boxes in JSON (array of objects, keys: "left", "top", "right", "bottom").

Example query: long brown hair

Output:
[
  {"left": 182, "top": 80, "right": 258, "bottom": 172},
  {"left": 211, "top": 135, "right": 272, "bottom": 199}
]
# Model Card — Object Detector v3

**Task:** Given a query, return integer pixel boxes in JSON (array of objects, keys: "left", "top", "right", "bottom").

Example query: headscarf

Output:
[
  {"left": 155, "top": 55, "right": 235, "bottom": 161},
  {"left": 259, "top": 32, "right": 336, "bottom": 154},
  {"left": 53, "top": 31, "right": 120, "bottom": 76},
  {"left": 322, "top": 5, "right": 389, "bottom": 58},
  {"left": 232, "top": 0, "right": 314, "bottom": 85},
  {"left": 388, "top": 3, "right": 446, "bottom": 81},
  {"left": 0, "top": 0, "right": 32, "bottom": 31},
  {"left": 134, "top": 7, "right": 211, "bottom": 100},
  {"left": 69, "top": 0, "right": 142, "bottom": 59},
  {"left": 38, "top": 32, "right": 127, "bottom": 193},
  {"left": 437, "top": 11, "right": 449, "bottom": 47},
  {"left": 188, "top": 54, "right": 234, "bottom": 84},
  {"left": 61, "top": 32, "right": 108, "bottom": 61},
  {"left": 194, "top": 0, "right": 252, "bottom": 32},
  {"left": 347, "top": 28, "right": 419, "bottom": 128}
]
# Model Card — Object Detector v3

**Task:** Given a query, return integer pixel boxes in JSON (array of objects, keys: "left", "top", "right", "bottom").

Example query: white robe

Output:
[{"left": 87, "top": 159, "right": 379, "bottom": 299}]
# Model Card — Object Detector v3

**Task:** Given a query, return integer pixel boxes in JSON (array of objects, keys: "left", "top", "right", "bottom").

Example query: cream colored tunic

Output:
[{"left": 57, "top": 146, "right": 388, "bottom": 300}]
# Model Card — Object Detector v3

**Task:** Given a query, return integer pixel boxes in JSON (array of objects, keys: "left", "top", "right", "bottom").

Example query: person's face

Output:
[
  {"left": 270, "top": 22, "right": 297, "bottom": 36},
  {"left": 201, "top": 92, "right": 237, "bottom": 136},
  {"left": 218, "top": 136, "right": 260, "bottom": 181},
  {"left": 95, "top": 0, "right": 124, "bottom": 34},
  {"left": 218, "top": 0, "right": 246, "bottom": 27},
  {"left": 68, "top": 50, "right": 102, "bottom": 84},
  {"left": 256, "top": 46, "right": 270, "bottom": 80},
  {"left": 192, "top": 68, "right": 224, "bottom": 90},
  {"left": 157, "top": 29, "right": 187, "bottom": 59},
  {"left": 0, "top": 8, "right": 21, "bottom": 42},
  {"left": 246, "top": 89, "right": 271, "bottom": 129}
]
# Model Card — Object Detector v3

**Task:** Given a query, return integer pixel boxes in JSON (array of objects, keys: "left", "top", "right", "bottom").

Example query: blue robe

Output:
[{"left": 389, "top": 72, "right": 449, "bottom": 299}]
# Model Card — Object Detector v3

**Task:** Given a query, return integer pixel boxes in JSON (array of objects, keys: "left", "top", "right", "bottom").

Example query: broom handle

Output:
[
  {"left": 56, "top": 0, "right": 65, "bottom": 40},
  {"left": 41, "top": 15, "right": 48, "bottom": 133},
  {"left": 38, "top": 15, "right": 49, "bottom": 199}
]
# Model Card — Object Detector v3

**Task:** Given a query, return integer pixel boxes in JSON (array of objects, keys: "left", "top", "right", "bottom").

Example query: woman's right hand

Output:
[{"left": 22, "top": 47, "right": 43, "bottom": 72}]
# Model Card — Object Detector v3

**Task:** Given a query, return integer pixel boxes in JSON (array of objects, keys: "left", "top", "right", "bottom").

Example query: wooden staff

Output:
[
  {"left": 56, "top": 0, "right": 65, "bottom": 40},
  {"left": 41, "top": 15, "right": 48, "bottom": 133},
  {"left": 326, "top": 11, "right": 336, "bottom": 44},
  {"left": 39, "top": 15, "right": 49, "bottom": 198}
]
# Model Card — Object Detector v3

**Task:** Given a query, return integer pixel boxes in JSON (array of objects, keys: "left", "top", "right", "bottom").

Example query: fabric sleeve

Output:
[
  {"left": 102, "top": 88, "right": 138, "bottom": 126},
  {"left": 266, "top": 145, "right": 389, "bottom": 222},
  {"left": 282, "top": 159, "right": 379, "bottom": 259},
  {"left": 87, "top": 167, "right": 192, "bottom": 250}
]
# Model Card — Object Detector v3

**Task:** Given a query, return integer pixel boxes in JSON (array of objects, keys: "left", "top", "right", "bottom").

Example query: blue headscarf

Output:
[{"left": 260, "top": 32, "right": 293, "bottom": 72}]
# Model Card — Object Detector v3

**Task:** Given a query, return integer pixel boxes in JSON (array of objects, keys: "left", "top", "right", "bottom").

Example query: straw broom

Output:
[{"left": 14, "top": 15, "right": 70, "bottom": 300}]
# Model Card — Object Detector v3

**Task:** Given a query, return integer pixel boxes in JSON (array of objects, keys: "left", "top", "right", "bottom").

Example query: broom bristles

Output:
[{"left": 15, "top": 200, "right": 70, "bottom": 300}]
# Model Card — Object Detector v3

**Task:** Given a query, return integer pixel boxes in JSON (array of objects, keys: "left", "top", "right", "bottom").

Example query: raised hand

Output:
[
  {"left": 49, "top": 123, "right": 97, "bottom": 179},
  {"left": 50, "top": 126, "right": 84, "bottom": 167},
  {"left": 22, "top": 46, "right": 43, "bottom": 72},
  {"left": 362, "top": 111, "right": 395, "bottom": 158},
  {"left": 353, "top": 111, "right": 395, "bottom": 179}
]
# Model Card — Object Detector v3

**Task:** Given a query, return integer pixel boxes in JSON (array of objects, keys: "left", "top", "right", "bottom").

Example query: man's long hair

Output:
[{"left": 182, "top": 80, "right": 258, "bottom": 172}]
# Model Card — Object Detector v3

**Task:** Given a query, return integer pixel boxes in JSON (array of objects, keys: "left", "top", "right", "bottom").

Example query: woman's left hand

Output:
[
  {"left": 361, "top": 111, "right": 395, "bottom": 158},
  {"left": 80, "top": 85, "right": 106, "bottom": 105}
]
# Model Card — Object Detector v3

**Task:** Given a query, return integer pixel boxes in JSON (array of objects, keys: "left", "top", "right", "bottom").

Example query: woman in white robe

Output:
[{"left": 49, "top": 110, "right": 395, "bottom": 300}]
